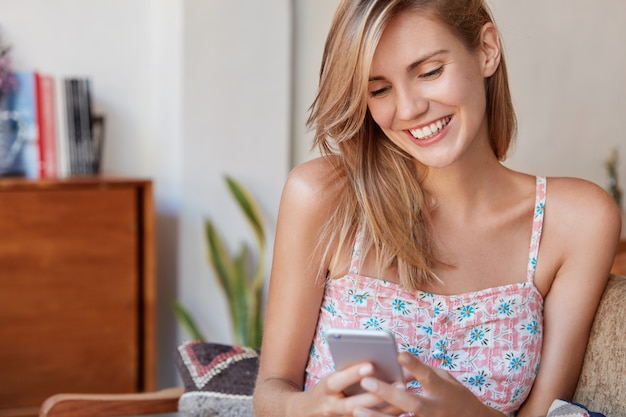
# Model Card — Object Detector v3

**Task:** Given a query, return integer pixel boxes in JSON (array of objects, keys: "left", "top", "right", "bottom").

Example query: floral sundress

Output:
[{"left": 304, "top": 176, "right": 547, "bottom": 416}]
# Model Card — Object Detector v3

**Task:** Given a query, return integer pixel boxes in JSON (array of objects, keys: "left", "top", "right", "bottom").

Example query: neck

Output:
[{"left": 421, "top": 152, "right": 512, "bottom": 217}]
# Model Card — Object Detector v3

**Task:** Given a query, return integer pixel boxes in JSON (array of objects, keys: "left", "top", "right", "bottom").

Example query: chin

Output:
[{"left": 411, "top": 152, "right": 459, "bottom": 170}]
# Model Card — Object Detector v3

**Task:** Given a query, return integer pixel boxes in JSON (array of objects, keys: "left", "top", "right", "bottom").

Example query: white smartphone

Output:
[{"left": 325, "top": 328, "right": 404, "bottom": 396}]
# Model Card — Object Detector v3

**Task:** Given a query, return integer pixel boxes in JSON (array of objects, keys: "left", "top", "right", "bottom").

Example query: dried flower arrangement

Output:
[{"left": 0, "top": 32, "right": 17, "bottom": 100}]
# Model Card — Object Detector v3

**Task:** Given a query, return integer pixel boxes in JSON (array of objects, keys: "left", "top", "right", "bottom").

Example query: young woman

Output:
[{"left": 253, "top": 1, "right": 621, "bottom": 416}]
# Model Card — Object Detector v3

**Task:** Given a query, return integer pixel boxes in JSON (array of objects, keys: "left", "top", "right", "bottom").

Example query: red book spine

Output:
[{"left": 35, "top": 73, "right": 57, "bottom": 178}]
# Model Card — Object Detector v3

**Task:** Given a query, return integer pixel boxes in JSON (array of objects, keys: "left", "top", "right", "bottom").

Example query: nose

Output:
[{"left": 395, "top": 86, "right": 428, "bottom": 121}]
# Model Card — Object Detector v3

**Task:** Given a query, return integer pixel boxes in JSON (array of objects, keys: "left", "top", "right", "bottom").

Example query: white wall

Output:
[
  {"left": 290, "top": 0, "right": 338, "bottom": 165},
  {"left": 490, "top": 0, "right": 626, "bottom": 189},
  {"left": 177, "top": 0, "right": 290, "bottom": 384},
  {"left": 292, "top": 0, "right": 626, "bottom": 195},
  {"left": 0, "top": 0, "right": 291, "bottom": 388}
]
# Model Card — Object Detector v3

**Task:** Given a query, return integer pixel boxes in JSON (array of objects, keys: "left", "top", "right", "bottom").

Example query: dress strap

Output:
[{"left": 527, "top": 176, "right": 547, "bottom": 283}]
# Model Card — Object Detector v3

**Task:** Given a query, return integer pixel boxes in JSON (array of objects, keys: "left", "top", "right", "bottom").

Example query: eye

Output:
[
  {"left": 369, "top": 86, "right": 390, "bottom": 98},
  {"left": 420, "top": 66, "right": 444, "bottom": 79}
]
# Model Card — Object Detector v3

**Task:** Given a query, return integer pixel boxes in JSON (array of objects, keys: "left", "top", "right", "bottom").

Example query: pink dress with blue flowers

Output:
[{"left": 304, "top": 177, "right": 547, "bottom": 416}]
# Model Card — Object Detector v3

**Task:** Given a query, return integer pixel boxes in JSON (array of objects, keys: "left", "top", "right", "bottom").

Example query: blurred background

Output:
[{"left": 0, "top": 0, "right": 624, "bottom": 389}]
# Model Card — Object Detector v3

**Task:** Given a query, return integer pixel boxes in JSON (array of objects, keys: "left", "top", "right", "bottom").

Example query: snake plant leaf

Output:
[
  {"left": 230, "top": 244, "right": 251, "bottom": 346},
  {"left": 172, "top": 300, "right": 206, "bottom": 341},
  {"left": 225, "top": 176, "right": 267, "bottom": 316},
  {"left": 225, "top": 176, "right": 265, "bottom": 250},
  {"left": 205, "top": 219, "right": 234, "bottom": 299},
  {"left": 250, "top": 284, "right": 264, "bottom": 348},
  {"left": 174, "top": 176, "right": 267, "bottom": 350}
]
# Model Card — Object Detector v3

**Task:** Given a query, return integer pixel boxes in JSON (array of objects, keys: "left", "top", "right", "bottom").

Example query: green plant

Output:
[
  {"left": 606, "top": 148, "right": 623, "bottom": 211},
  {"left": 173, "top": 176, "right": 266, "bottom": 349}
]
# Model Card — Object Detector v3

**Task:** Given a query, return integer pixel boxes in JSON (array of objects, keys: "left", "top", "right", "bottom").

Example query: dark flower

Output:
[{"left": 0, "top": 35, "right": 17, "bottom": 98}]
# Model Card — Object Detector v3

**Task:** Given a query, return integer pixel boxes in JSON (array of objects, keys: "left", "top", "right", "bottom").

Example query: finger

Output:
[
  {"left": 326, "top": 362, "right": 375, "bottom": 394},
  {"left": 358, "top": 376, "right": 415, "bottom": 415},
  {"left": 398, "top": 352, "right": 457, "bottom": 388},
  {"left": 352, "top": 406, "right": 394, "bottom": 417},
  {"left": 372, "top": 401, "right": 406, "bottom": 415},
  {"left": 343, "top": 390, "right": 403, "bottom": 414},
  {"left": 352, "top": 400, "right": 406, "bottom": 417},
  {"left": 398, "top": 352, "right": 436, "bottom": 387}
]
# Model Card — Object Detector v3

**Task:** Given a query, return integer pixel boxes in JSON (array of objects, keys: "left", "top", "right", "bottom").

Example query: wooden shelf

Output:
[{"left": 0, "top": 177, "right": 155, "bottom": 417}]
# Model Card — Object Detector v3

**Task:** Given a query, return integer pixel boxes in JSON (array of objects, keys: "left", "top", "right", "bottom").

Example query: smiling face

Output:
[{"left": 367, "top": 10, "right": 501, "bottom": 169}]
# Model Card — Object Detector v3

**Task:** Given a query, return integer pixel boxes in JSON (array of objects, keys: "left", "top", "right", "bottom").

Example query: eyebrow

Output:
[{"left": 368, "top": 49, "right": 449, "bottom": 82}]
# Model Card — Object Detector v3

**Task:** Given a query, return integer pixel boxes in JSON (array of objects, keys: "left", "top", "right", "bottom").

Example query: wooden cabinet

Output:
[{"left": 0, "top": 177, "right": 155, "bottom": 417}]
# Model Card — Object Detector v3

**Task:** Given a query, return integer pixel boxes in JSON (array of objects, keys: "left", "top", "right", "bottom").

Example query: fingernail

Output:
[
  {"left": 399, "top": 353, "right": 411, "bottom": 364},
  {"left": 394, "top": 382, "right": 405, "bottom": 390},
  {"left": 361, "top": 377, "right": 378, "bottom": 391},
  {"left": 359, "top": 363, "right": 374, "bottom": 376}
]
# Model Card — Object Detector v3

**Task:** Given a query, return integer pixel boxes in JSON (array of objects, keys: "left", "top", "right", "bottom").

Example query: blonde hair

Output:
[{"left": 308, "top": 0, "right": 517, "bottom": 289}]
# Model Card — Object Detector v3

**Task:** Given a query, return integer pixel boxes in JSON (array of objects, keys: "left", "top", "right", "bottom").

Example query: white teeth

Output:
[{"left": 409, "top": 116, "right": 451, "bottom": 140}]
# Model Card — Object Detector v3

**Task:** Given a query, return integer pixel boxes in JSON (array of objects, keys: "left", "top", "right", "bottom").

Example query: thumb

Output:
[{"left": 398, "top": 352, "right": 438, "bottom": 387}]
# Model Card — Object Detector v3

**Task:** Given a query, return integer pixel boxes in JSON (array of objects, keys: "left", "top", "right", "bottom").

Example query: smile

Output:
[{"left": 408, "top": 116, "right": 452, "bottom": 140}]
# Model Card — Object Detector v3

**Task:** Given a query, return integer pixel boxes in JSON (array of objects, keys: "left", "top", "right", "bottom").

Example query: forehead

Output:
[{"left": 370, "top": 11, "right": 462, "bottom": 73}]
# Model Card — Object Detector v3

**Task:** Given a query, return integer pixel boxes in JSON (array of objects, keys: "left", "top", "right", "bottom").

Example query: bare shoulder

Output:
[
  {"left": 546, "top": 177, "right": 621, "bottom": 230},
  {"left": 545, "top": 176, "right": 621, "bottom": 269},
  {"left": 281, "top": 155, "right": 346, "bottom": 212}
]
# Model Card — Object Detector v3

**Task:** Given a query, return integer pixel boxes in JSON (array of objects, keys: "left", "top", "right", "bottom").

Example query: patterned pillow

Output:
[
  {"left": 175, "top": 341, "right": 259, "bottom": 417},
  {"left": 547, "top": 400, "right": 606, "bottom": 417}
]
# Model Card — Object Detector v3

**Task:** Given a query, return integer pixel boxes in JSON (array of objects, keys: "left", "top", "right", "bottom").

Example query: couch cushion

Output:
[
  {"left": 574, "top": 274, "right": 626, "bottom": 417},
  {"left": 176, "top": 341, "right": 258, "bottom": 417}
]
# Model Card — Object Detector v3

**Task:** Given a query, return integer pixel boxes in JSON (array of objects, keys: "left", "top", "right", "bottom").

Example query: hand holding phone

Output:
[{"left": 325, "top": 328, "right": 404, "bottom": 396}]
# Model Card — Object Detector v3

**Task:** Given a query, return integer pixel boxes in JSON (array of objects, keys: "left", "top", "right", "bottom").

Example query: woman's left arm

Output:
[
  {"left": 517, "top": 178, "right": 622, "bottom": 417},
  {"left": 354, "top": 178, "right": 621, "bottom": 417}
]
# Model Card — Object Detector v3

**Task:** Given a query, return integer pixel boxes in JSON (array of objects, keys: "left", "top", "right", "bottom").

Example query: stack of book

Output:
[{"left": 0, "top": 70, "right": 104, "bottom": 178}]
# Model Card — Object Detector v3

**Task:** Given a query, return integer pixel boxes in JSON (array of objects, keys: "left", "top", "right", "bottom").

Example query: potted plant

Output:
[{"left": 174, "top": 176, "right": 266, "bottom": 349}]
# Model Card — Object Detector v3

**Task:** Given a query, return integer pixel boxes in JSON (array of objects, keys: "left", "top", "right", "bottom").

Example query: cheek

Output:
[
  {"left": 367, "top": 100, "right": 394, "bottom": 129},
  {"left": 446, "top": 68, "right": 487, "bottom": 111},
  {"left": 431, "top": 72, "right": 467, "bottom": 106}
]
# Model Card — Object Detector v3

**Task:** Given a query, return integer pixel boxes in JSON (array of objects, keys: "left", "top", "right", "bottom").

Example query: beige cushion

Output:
[{"left": 574, "top": 274, "right": 626, "bottom": 417}]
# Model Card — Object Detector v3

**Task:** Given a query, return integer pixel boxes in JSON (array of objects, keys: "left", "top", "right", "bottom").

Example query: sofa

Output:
[
  {"left": 572, "top": 274, "right": 626, "bottom": 415},
  {"left": 40, "top": 274, "right": 626, "bottom": 417}
]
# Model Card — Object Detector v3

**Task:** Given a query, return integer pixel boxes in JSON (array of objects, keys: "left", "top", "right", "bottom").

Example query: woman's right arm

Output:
[
  {"left": 253, "top": 158, "right": 335, "bottom": 416},
  {"left": 252, "top": 158, "right": 384, "bottom": 417}
]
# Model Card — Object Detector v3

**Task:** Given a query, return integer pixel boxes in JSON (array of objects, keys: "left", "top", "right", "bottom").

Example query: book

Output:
[
  {"left": 63, "top": 77, "right": 99, "bottom": 175},
  {"left": 64, "top": 78, "right": 77, "bottom": 175},
  {"left": 35, "top": 73, "right": 57, "bottom": 178},
  {"left": 0, "top": 71, "right": 102, "bottom": 179},
  {"left": 54, "top": 76, "right": 70, "bottom": 177},
  {"left": 2, "top": 71, "right": 40, "bottom": 178},
  {"left": 0, "top": 96, "right": 18, "bottom": 176},
  {"left": 76, "top": 78, "right": 94, "bottom": 174}
]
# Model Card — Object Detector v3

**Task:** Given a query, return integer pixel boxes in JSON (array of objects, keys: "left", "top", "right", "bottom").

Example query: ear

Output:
[{"left": 479, "top": 22, "right": 501, "bottom": 77}]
